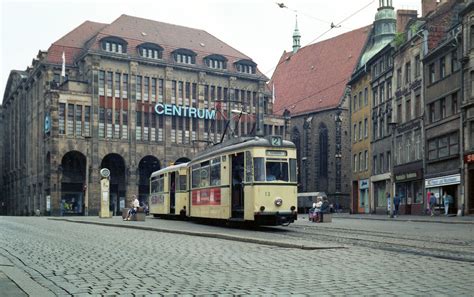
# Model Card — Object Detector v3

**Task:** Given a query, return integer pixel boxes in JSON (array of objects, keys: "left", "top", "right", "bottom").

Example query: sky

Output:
[{"left": 0, "top": 0, "right": 421, "bottom": 102}]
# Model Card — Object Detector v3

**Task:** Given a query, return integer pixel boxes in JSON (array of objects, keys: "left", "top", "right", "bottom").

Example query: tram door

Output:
[
  {"left": 231, "top": 153, "right": 245, "bottom": 219},
  {"left": 169, "top": 172, "right": 176, "bottom": 214}
]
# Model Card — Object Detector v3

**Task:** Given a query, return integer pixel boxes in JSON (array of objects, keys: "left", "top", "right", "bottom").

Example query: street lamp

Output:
[{"left": 388, "top": 121, "right": 397, "bottom": 218}]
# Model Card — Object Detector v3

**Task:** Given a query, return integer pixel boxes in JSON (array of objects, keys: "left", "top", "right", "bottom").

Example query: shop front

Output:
[
  {"left": 358, "top": 179, "right": 370, "bottom": 214},
  {"left": 371, "top": 173, "right": 391, "bottom": 214},
  {"left": 425, "top": 174, "right": 461, "bottom": 215},
  {"left": 394, "top": 169, "right": 424, "bottom": 215}
]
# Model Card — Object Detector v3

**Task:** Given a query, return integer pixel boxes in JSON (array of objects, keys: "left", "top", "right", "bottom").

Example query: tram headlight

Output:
[
  {"left": 274, "top": 198, "right": 283, "bottom": 207},
  {"left": 260, "top": 206, "right": 265, "bottom": 211},
  {"left": 290, "top": 206, "right": 296, "bottom": 211}
]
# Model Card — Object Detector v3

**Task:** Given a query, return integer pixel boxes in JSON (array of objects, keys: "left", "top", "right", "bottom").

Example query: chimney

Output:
[
  {"left": 396, "top": 10, "right": 418, "bottom": 33},
  {"left": 422, "top": 0, "right": 441, "bottom": 18}
]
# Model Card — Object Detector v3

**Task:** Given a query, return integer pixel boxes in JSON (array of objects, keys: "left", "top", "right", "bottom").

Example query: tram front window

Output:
[{"left": 266, "top": 161, "right": 289, "bottom": 182}]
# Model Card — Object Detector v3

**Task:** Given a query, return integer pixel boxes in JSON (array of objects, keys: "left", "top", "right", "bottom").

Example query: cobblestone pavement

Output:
[{"left": 0, "top": 216, "right": 473, "bottom": 296}]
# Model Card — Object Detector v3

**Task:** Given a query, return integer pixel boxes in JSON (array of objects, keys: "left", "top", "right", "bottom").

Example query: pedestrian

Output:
[
  {"left": 124, "top": 195, "right": 140, "bottom": 221},
  {"left": 429, "top": 192, "right": 436, "bottom": 216},
  {"left": 386, "top": 192, "right": 391, "bottom": 216},
  {"left": 393, "top": 193, "right": 401, "bottom": 217},
  {"left": 443, "top": 192, "right": 453, "bottom": 216}
]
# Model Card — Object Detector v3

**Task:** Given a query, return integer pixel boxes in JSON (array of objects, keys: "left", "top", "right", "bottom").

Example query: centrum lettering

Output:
[{"left": 154, "top": 103, "right": 215, "bottom": 120}]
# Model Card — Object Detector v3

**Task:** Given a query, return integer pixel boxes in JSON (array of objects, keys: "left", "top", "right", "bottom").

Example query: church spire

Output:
[{"left": 292, "top": 14, "right": 301, "bottom": 53}]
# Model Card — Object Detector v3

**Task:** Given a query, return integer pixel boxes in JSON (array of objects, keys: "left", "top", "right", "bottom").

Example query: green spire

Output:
[{"left": 292, "top": 14, "right": 301, "bottom": 53}]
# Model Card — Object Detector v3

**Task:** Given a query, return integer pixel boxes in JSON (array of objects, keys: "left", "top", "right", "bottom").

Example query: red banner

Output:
[{"left": 192, "top": 188, "right": 221, "bottom": 205}]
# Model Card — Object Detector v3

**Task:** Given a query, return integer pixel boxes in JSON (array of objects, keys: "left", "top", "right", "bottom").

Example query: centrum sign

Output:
[{"left": 154, "top": 103, "right": 216, "bottom": 120}]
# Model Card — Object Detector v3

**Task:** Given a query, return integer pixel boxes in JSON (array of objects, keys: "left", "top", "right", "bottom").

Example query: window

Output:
[
  {"left": 414, "top": 94, "right": 421, "bottom": 118},
  {"left": 266, "top": 161, "right": 289, "bottom": 181},
  {"left": 158, "top": 79, "right": 164, "bottom": 102},
  {"left": 84, "top": 106, "right": 91, "bottom": 137},
  {"left": 428, "top": 133, "right": 459, "bottom": 160},
  {"left": 451, "top": 50, "right": 460, "bottom": 73},
  {"left": 364, "top": 150, "right": 368, "bottom": 171},
  {"left": 397, "top": 101, "right": 402, "bottom": 123},
  {"left": 451, "top": 92, "right": 458, "bottom": 115},
  {"left": 106, "top": 72, "right": 113, "bottom": 97},
  {"left": 319, "top": 124, "right": 328, "bottom": 178},
  {"left": 67, "top": 104, "right": 74, "bottom": 135},
  {"left": 114, "top": 73, "right": 120, "bottom": 98},
  {"left": 373, "top": 117, "right": 378, "bottom": 141},
  {"left": 143, "top": 77, "right": 149, "bottom": 101},
  {"left": 99, "top": 107, "right": 105, "bottom": 138},
  {"left": 138, "top": 44, "right": 163, "bottom": 59},
  {"left": 353, "top": 154, "right": 358, "bottom": 173},
  {"left": 387, "top": 152, "right": 391, "bottom": 171},
  {"left": 358, "top": 91, "right": 362, "bottom": 109},
  {"left": 353, "top": 124, "right": 357, "bottom": 142},
  {"left": 405, "top": 97, "right": 411, "bottom": 121},
  {"left": 441, "top": 98, "right": 446, "bottom": 119},
  {"left": 358, "top": 121, "right": 362, "bottom": 140},
  {"left": 380, "top": 84, "right": 385, "bottom": 103},
  {"left": 405, "top": 62, "right": 411, "bottom": 84},
  {"left": 429, "top": 63, "right": 435, "bottom": 84},
  {"left": 449, "top": 133, "right": 459, "bottom": 156},
  {"left": 136, "top": 75, "right": 142, "bottom": 100},
  {"left": 414, "top": 129, "right": 421, "bottom": 160},
  {"left": 210, "top": 157, "right": 221, "bottom": 186},
  {"left": 102, "top": 39, "right": 126, "bottom": 54},
  {"left": 151, "top": 78, "right": 156, "bottom": 101},
  {"left": 98, "top": 71, "right": 105, "bottom": 96},
  {"left": 205, "top": 56, "right": 227, "bottom": 70},
  {"left": 359, "top": 152, "right": 363, "bottom": 172},
  {"left": 75, "top": 105, "right": 82, "bottom": 136},
  {"left": 440, "top": 57, "right": 446, "bottom": 79},
  {"left": 387, "top": 81, "right": 392, "bottom": 100},
  {"left": 373, "top": 156, "right": 377, "bottom": 175},
  {"left": 380, "top": 153, "right": 384, "bottom": 173},
  {"left": 373, "top": 88, "right": 378, "bottom": 106},
  {"left": 396, "top": 68, "right": 402, "bottom": 89},
  {"left": 254, "top": 158, "right": 265, "bottom": 181},
  {"left": 175, "top": 53, "right": 195, "bottom": 64},
  {"left": 122, "top": 74, "right": 128, "bottom": 98},
  {"left": 364, "top": 118, "right": 368, "bottom": 138},
  {"left": 236, "top": 63, "right": 255, "bottom": 74},
  {"left": 415, "top": 55, "right": 420, "bottom": 77},
  {"left": 353, "top": 95, "right": 357, "bottom": 111},
  {"left": 429, "top": 103, "right": 435, "bottom": 123},
  {"left": 364, "top": 88, "right": 368, "bottom": 106},
  {"left": 59, "top": 103, "right": 65, "bottom": 134}
]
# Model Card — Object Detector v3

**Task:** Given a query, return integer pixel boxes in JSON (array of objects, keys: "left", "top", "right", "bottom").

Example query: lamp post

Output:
[{"left": 388, "top": 121, "right": 397, "bottom": 218}]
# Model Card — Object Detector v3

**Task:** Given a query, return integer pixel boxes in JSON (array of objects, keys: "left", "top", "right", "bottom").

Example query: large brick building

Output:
[
  {"left": 271, "top": 25, "right": 370, "bottom": 210},
  {"left": 1, "top": 15, "right": 284, "bottom": 216}
]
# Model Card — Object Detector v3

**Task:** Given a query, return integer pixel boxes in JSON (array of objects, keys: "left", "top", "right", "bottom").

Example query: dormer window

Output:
[
  {"left": 101, "top": 37, "right": 127, "bottom": 54},
  {"left": 204, "top": 54, "right": 227, "bottom": 70},
  {"left": 138, "top": 43, "right": 163, "bottom": 60},
  {"left": 172, "top": 49, "right": 196, "bottom": 65},
  {"left": 235, "top": 59, "right": 256, "bottom": 74}
]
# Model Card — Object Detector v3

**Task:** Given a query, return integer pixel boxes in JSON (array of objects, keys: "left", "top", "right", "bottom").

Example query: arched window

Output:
[{"left": 319, "top": 123, "right": 328, "bottom": 178}]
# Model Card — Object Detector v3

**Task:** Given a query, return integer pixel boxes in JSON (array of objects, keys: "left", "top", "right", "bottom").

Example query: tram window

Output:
[
  {"left": 289, "top": 159, "right": 297, "bottom": 182},
  {"left": 199, "top": 166, "right": 210, "bottom": 187},
  {"left": 245, "top": 151, "right": 253, "bottom": 182},
  {"left": 192, "top": 165, "right": 200, "bottom": 188},
  {"left": 210, "top": 157, "right": 221, "bottom": 186},
  {"left": 179, "top": 175, "right": 187, "bottom": 191},
  {"left": 151, "top": 178, "right": 159, "bottom": 193},
  {"left": 266, "top": 162, "right": 289, "bottom": 181},
  {"left": 158, "top": 176, "right": 164, "bottom": 192},
  {"left": 254, "top": 157, "right": 265, "bottom": 181}
]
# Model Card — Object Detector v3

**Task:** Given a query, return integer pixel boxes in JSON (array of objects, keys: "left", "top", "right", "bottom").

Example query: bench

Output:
[
  {"left": 122, "top": 207, "right": 146, "bottom": 221},
  {"left": 320, "top": 213, "right": 332, "bottom": 223}
]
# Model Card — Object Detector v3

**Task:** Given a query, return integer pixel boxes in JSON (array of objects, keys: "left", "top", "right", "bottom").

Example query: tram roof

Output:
[
  {"left": 190, "top": 136, "right": 295, "bottom": 164},
  {"left": 150, "top": 162, "right": 189, "bottom": 178}
]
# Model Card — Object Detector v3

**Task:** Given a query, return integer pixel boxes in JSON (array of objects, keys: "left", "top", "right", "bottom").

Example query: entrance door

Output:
[
  {"left": 352, "top": 181, "right": 359, "bottom": 214},
  {"left": 170, "top": 172, "right": 176, "bottom": 214},
  {"left": 231, "top": 153, "right": 245, "bottom": 219}
]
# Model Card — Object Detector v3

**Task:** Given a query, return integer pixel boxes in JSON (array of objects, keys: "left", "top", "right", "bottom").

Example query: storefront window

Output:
[
  {"left": 414, "top": 181, "right": 423, "bottom": 204},
  {"left": 396, "top": 183, "right": 407, "bottom": 205}
]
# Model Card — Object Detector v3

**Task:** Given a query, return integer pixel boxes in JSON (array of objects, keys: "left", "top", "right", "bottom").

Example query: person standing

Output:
[
  {"left": 386, "top": 192, "right": 391, "bottom": 216},
  {"left": 393, "top": 193, "right": 401, "bottom": 217},
  {"left": 443, "top": 192, "right": 453, "bottom": 216}
]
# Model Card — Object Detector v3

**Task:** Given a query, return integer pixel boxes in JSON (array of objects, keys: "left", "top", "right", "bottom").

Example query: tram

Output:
[{"left": 149, "top": 135, "right": 298, "bottom": 226}]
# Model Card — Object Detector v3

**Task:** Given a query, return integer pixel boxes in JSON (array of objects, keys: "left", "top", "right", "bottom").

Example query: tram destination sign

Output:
[{"left": 154, "top": 103, "right": 216, "bottom": 120}]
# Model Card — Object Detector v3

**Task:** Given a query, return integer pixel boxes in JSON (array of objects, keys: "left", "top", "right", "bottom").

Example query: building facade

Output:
[
  {"left": 1, "top": 15, "right": 284, "bottom": 216},
  {"left": 349, "top": 0, "right": 396, "bottom": 214},
  {"left": 368, "top": 44, "right": 395, "bottom": 214},
  {"left": 461, "top": 1, "right": 474, "bottom": 215}
]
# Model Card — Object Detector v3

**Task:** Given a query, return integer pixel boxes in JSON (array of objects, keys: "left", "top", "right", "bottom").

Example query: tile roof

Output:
[
  {"left": 46, "top": 14, "right": 262, "bottom": 76},
  {"left": 47, "top": 21, "right": 107, "bottom": 65},
  {"left": 270, "top": 26, "right": 370, "bottom": 116}
]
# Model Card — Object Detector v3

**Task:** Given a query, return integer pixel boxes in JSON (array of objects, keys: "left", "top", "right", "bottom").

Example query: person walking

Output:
[
  {"left": 386, "top": 192, "right": 391, "bottom": 216},
  {"left": 393, "top": 193, "right": 401, "bottom": 217},
  {"left": 429, "top": 192, "right": 436, "bottom": 216}
]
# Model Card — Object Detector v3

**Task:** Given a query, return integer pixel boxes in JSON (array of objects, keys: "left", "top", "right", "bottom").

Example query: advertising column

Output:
[{"left": 100, "top": 168, "right": 111, "bottom": 218}]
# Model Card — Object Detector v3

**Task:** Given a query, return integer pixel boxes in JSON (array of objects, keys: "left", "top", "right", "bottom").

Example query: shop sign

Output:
[
  {"left": 425, "top": 174, "right": 461, "bottom": 188},
  {"left": 154, "top": 103, "right": 216, "bottom": 120},
  {"left": 465, "top": 153, "right": 474, "bottom": 163},
  {"left": 359, "top": 179, "right": 369, "bottom": 189},
  {"left": 395, "top": 172, "right": 418, "bottom": 181}
]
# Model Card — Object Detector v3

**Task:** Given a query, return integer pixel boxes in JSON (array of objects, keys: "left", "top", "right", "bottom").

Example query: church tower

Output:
[{"left": 292, "top": 15, "right": 301, "bottom": 53}]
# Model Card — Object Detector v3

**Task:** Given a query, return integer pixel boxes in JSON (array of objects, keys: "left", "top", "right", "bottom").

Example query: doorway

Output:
[{"left": 231, "top": 153, "right": 245, "bottom": 219}]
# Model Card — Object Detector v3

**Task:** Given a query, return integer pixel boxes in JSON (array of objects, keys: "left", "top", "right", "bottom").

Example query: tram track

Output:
[{"left": 284, "top": 224, "right": 474, "bottom": 263}]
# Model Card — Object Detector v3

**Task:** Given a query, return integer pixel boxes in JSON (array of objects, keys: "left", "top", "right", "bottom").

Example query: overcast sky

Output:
[{"left": 0, "top": 0, "right": 420, "bottom": 102}]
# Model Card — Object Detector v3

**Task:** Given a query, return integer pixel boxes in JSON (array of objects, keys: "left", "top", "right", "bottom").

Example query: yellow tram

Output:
[
  {"left": 149, "top": 135, "right": 298, "bottom": 226},
  {"left": 149, "top": 162, "right": 189, "bottom": 218}
]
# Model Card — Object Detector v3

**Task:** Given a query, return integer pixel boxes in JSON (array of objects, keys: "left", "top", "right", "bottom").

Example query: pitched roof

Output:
[
  {"left": 46, "top": 14, "right": 262, "bottom": 76},
  {"left": 47, "top": 21, "right": 107, "bottom": 65},
  {"left": 270, "top": 26, "right": 370, "bottom": 116}
]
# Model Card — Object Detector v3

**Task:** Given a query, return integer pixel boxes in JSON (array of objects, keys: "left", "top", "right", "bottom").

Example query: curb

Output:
[
  {"left": 49, "top": 218, "right": 343, "bottom": 250},
  {"left": 331, "top": 216, "right": 474, "bottom": 225}
]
